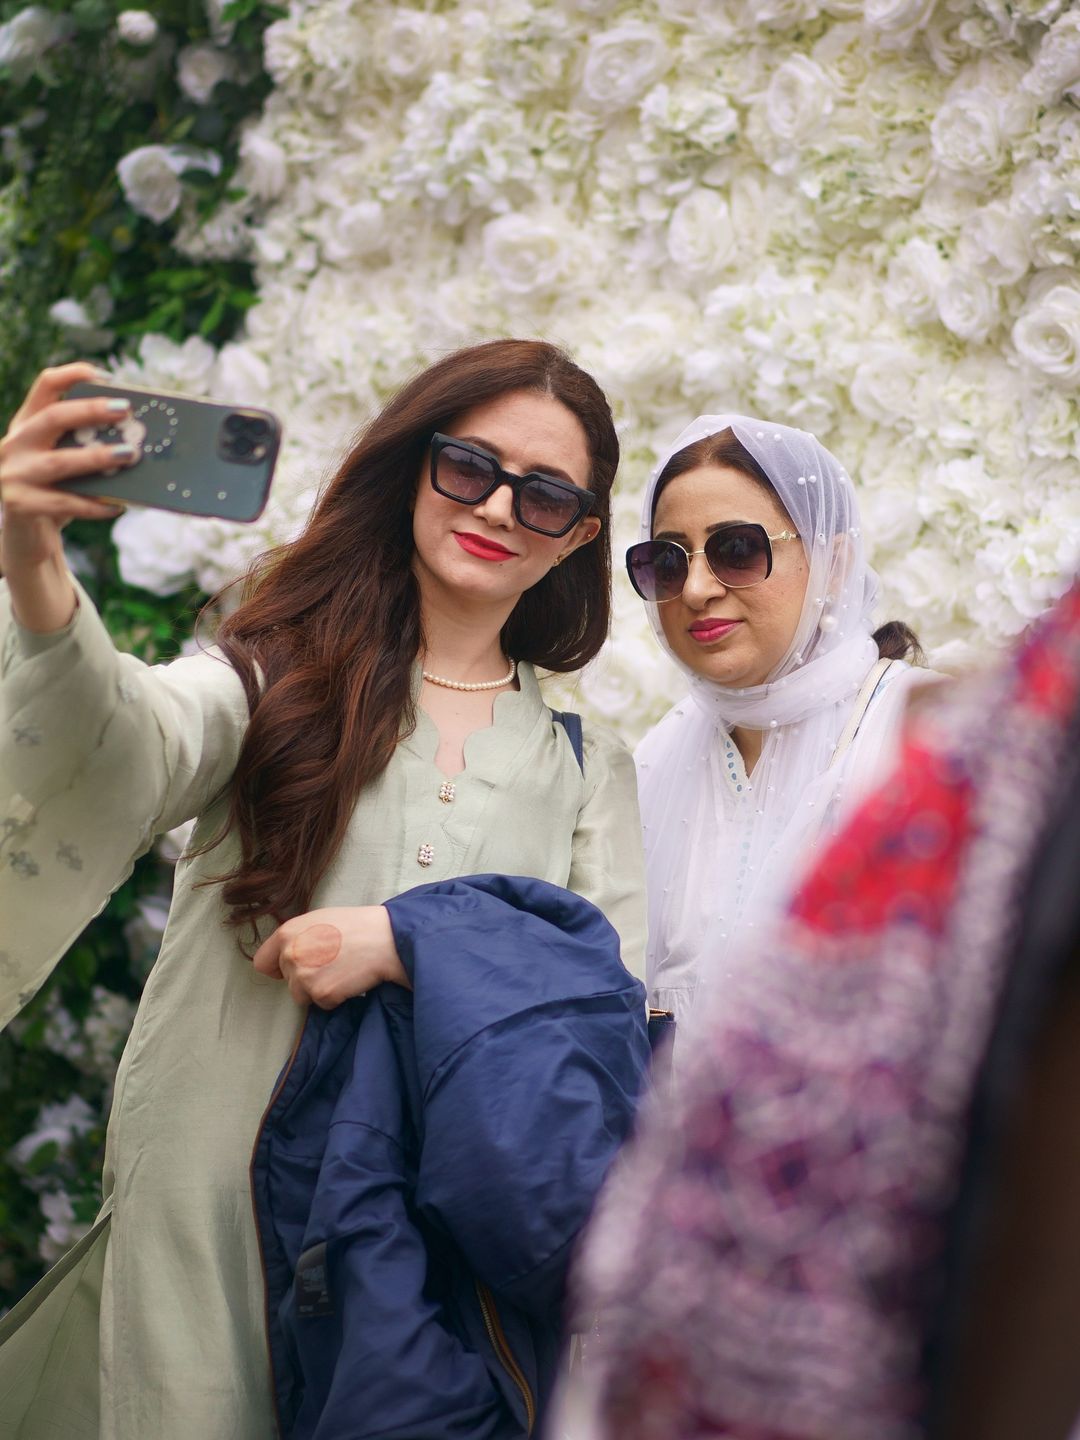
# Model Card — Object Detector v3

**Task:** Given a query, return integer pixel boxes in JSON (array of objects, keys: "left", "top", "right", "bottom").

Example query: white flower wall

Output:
[{"left": 113, "top": 0, "right": 1080, "bottom": 741}]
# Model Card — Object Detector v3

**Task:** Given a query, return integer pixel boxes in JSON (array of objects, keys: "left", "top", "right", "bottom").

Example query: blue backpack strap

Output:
[{"left": 549, "top": 708, "right": 584, "bottom": 775}]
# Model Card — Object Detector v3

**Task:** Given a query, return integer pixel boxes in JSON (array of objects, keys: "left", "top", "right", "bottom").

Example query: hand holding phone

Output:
[{"left": 56, "top": 381, "right": 282, "bottom": 523}]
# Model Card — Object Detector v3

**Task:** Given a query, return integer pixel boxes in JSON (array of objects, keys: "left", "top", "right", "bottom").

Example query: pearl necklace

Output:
[{"left": 421, "top": 658, "right": 517, "bottom": 692}]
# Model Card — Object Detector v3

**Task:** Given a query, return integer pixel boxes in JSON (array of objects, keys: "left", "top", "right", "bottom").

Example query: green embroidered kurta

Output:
[{"left": 0, "top": 578, "right": 646, "bottom": 1439}]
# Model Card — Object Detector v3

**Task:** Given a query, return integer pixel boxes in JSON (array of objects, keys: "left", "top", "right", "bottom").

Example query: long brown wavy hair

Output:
[
  {"left": 653, "top": 429, "right": 924, "bottom": 664},
  {"left": 208, "top": 338, "right": 619, "bottom": 931}
]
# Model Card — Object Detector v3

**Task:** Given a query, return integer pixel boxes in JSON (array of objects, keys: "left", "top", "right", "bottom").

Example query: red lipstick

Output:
[{"left": 454, "top": 532, "right": 516, "bottom": 561}]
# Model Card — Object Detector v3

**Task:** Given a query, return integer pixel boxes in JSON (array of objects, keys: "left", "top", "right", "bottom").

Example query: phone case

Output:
[{"left": 56, "top": 381, "right": 282, "bottom": 523}]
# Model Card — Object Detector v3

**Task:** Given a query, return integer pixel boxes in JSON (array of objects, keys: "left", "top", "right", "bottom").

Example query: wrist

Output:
[
  {"left": 3, "top": 541, "right": 78, "bottom": 634},
  {"left": 374, "top": 905, "right": 406, "bottom": 987}
]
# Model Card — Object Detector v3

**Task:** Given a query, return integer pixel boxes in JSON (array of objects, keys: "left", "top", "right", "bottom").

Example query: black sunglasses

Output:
[
  {"left": 430, "top": 433, "right": 596, "bottom": 538},
  {"left": 625, "top": 523, "right": 801, "bottom": 603}
]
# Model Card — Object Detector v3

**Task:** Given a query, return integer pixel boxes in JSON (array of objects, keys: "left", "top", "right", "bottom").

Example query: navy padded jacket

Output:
[{"left": 251, "top": 873, "right": 649, "bottom": 1439}]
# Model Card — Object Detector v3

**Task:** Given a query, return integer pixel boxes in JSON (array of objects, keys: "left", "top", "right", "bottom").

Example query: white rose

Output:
[
  {"left": 930, "top": 93, "right": 1007, "bottom": 179},
  {"left": 812, "top": 23, "right": 871, "bottom": 94},
  {"left": 666, "top": 189, "right": 736, "bottom": 278},
  {"left": 176, "top": 41, "right": 234, "bottom": 105},
  {"left": 374, "top": 10, "right": 448, "bottom": 87},
  {"left": 116, "top": 145, "right": 182, "bottom": 223},
  {"left": 482, "top": 212, "right": 567, "bottom": 295},
  {"left": 0, "top": 5, "right": 69, "bottom": 76},
  {"left": 765, "top": 55, "right": 833, "bottom": 143},
  {"left": 752, "top": 0, "right": 823, "bottom": 24},
  {"left": 318, "top": 200, "right": 387, "bottom": 264},
  {"left": 116, "top": 9, "right": 158, "bottom": 46},
  {"left": 959, "top": 204, "right": 1031, "bottom": 286},
  {"left": 849, "top": 345, "right": 927, "bottom": 426},
  {"left": 1022, "top": 12, "right": 1080, "bottom": 106},
  {"left": 937, "top": 268, "right": 1000, "bottom": 342},
  {"left": 883, "top": 237, "right": 948, "bottom": 323},
  {"left": 580, "top": 23, "right": 669, "bottom": 113},
  {"left": 116, "top": 143, "right": 221, "bottom": 224},
  {"left": 863, "top": 0, "right": 937, "bottom": 43},
  {"left": 1012, "top": 283, "right": 1080, "bottom": 385}
]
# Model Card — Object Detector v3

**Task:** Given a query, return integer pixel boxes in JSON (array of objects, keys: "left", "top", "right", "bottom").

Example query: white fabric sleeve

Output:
[
  {"left": 568, "top": 724, "right": 648, "bottom": 984},
  {"left": 0, "top": 575, "right": 250, "bottom": 1028}
]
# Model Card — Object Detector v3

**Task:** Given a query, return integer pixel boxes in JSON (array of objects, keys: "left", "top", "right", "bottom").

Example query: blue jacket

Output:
[{"left": 251, "top": 874, "right": 650, "bottom": 1439}]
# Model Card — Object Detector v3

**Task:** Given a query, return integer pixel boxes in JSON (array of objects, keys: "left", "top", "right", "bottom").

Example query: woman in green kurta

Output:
[{"left": 0, "top": 342, "right": 646, "bottom": 1438}]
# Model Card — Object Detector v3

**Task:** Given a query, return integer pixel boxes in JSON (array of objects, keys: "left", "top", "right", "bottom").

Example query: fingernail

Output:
[
  {"left": 105, "top": 398, "right": 131, "bottom": 413},
  {"left": 111, "top": 444, "right": 137, "bottom": 459}
]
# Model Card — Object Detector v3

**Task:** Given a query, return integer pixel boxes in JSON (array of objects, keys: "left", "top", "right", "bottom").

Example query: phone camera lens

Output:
[{"left": 219, "top": 412, "right": 274, "bottom": 465}]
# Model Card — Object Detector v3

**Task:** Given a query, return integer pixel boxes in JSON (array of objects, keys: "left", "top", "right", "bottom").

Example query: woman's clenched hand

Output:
[{"left": 252, "top": 905, "right": 408, "bottom": 1008}]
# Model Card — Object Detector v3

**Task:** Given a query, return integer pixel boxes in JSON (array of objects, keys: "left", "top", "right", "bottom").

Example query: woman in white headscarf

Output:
[{"left": 626, "top": 415, "right": 929, "bottom": 1041}]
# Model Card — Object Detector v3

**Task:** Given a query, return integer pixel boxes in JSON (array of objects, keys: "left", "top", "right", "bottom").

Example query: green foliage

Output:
[
  {"left": 0, "top": 0, "right": 280, "bottom": 428},
  {"left": 0, "top": 0, "right": 276, "bottom": 1308}
]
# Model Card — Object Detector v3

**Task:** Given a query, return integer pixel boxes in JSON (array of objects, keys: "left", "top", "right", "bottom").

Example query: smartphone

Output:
[{"left": 56, "top": 381, "right": 282, "bottom": 523}]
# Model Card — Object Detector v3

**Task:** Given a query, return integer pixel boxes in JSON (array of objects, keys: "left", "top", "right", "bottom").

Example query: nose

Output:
[
  {"left": 679, "top": 548, "right": 727, "bottom": 609},
  {"left": 470, "top": 480, "right": 516, "bottom": 530}
]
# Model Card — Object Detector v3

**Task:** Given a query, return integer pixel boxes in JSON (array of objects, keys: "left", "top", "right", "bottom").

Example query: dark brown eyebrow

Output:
[
  {"left": 653, "top": 520, "right": 756, "bottom": 543},
  {"left": 453, "top": 433, "right": 578, "bottom": 486}
]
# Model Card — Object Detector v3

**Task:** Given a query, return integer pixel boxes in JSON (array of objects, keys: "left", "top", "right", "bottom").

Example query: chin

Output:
[{"left": 684, "top": 650, "right": 769, "bottom": 690}]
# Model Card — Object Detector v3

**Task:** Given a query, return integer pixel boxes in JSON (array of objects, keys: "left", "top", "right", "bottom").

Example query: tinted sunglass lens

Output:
[
  {"left": 627, "top": 541, "right": 687, "bottom": 602},
  {"left": 519, "top": 477, "right": 580, "bottom": 534},
  {"left": 436, "top": 444, "right": 496, "bottom": 501},
  {"left": 705, "top": 525, "right": 770, "bottom": 585}
]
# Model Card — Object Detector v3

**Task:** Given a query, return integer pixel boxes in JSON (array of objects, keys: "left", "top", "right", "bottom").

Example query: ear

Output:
[{"left": 555, "top": 516, "right": 601, "bottom": 563}]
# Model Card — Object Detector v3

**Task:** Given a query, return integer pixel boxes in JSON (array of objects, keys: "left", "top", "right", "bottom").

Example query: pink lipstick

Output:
[
  {"left": 688, "top": 618, "right": 741, "bottom": 645},
  {"left": 454, "top": 532, "right": 516, "bottom": 561}
]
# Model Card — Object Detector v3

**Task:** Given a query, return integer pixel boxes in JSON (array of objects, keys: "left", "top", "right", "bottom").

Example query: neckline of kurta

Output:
[{"left": 401, "top": 660, "right": 546, "bottom": 781}]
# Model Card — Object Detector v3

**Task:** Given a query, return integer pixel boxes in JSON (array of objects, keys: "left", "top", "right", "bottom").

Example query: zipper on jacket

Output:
[
  {"left": 475, "top": 1278, "right": 536, "bottom": 1435},
  {"left": 250, "top": 1009, "right": 310, "bottom": 1440}
]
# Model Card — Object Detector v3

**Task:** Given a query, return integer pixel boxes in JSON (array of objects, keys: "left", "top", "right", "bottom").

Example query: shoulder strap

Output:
[
  {"left": 549, "top": 708, "right": 585, "bottom": 775},
  {"left": 829, "top": 657, "right": 894, "bottom": 769}
]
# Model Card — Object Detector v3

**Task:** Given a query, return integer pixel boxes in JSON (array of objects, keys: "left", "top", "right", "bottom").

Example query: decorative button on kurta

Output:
[
  {"left": 417, "top": 842, "right": 435, "bottom": 867},
  {"left": 438, "top": 781, "right": 456, "bottom": 804}
]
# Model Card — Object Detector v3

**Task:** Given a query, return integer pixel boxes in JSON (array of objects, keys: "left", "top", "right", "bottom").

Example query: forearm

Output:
[{"left": 1, "top": 526, "right": 78, "bottom": 633}]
